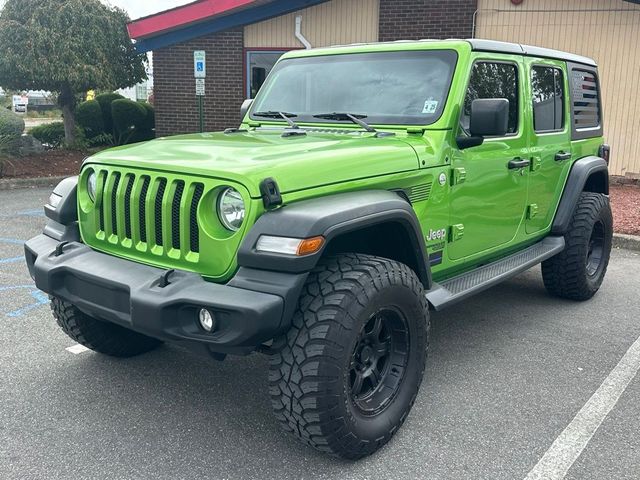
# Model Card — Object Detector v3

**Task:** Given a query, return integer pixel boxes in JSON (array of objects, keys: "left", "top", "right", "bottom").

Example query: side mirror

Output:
[
  {"left": 470, "top": 98, "right": 509, "bottom": 137},
  {"left": 457, "top": 98, "right": 509, "bottom": 150},
  {"left": 240, "top": 99, "right": 253, "bottom": 119}
]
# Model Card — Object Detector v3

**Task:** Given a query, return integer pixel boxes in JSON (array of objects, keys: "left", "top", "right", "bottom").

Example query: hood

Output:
[{"left": 85, "top": 129, "right": 422, "bottom": 197}]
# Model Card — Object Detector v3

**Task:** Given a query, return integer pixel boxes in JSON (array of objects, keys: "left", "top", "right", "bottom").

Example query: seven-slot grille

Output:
[{"left": 96, "top": 170, "right": 204, "bottom": 258}]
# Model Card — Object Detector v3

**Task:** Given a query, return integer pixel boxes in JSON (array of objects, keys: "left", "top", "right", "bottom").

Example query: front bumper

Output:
[{"left": 25, "top": 234, "right": 305, "bottom": 355}]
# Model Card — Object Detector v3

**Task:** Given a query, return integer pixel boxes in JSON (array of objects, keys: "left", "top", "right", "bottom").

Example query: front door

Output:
[{"left": 448, "top": 57, "right": 529, "bottom": 261}]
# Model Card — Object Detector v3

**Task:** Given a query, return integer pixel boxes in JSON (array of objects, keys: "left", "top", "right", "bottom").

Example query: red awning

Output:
[{"left": 127, "top": 0, "right": 259, "bottom": 40}]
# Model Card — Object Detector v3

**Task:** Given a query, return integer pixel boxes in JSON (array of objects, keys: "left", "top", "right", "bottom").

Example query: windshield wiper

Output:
[
  {"left": 312, "top": 112, "right": 376, "bottom": 133},
  {"left": 253, "top": 111, "right": 300, "bottom": 129}
]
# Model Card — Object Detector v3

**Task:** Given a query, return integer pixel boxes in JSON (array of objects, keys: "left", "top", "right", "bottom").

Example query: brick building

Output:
[{"left": 127, "top": 0, "right": 477, "bottom": 137}]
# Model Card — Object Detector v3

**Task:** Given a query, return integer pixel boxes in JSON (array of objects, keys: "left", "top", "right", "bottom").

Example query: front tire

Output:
[
  {"left": 542, "top": 192, "right": 613, "bottom": 300},
  {"left": 268, "top": 254, "right": 429, "bottom": 459},
  {"left": 51, "top": 297, "right": 162, "bottom": 357}
]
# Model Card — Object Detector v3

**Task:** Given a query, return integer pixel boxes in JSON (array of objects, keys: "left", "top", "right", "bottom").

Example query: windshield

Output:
[{"left": 250, "top": 50, "right": 458, "bottom": 126}]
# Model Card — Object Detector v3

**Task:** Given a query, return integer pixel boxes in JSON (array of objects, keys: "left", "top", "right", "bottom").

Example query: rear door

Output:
[
  {"left": 524, "top": 58, "right": 572, "bottom": 234},
  {"left": 448, "top": 56, "right": 529, "bottom": 260}
]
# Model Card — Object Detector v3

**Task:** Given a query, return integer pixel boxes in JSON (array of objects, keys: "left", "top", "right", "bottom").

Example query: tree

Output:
[{"left": 0, "top": 0, "right": 146, "bottom": 143}]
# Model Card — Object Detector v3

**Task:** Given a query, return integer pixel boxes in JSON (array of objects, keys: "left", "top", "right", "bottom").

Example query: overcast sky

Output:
[
  {"left": 0, "top": 1, "right": 193, "bottom": 19},
  {"left": 104, "top": 0, "right": 193, "bottom": 20}
]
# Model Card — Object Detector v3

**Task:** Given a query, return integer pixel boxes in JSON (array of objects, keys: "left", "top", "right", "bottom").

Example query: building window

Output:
[
  {"left": 531, "top": 66, "right": 564, "bottom": 132},
  {"left": 462, "top": 61, "right": 520, "bottom": 135},
  {"left": 246, "top": 51, "right": 288, "bottom": 98}
]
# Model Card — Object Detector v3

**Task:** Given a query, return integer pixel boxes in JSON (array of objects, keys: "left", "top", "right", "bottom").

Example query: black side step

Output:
[{"left": 426, "top": 236, "right": 565, "bottom": 311}]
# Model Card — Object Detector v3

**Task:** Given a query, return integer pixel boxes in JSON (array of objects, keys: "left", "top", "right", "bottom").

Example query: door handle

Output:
[
  {"left": 555, "top": 151, "right": 572, "bottom": 161},
  {"left": 508, "top": 158, "right": 531, "bottom": 169}
]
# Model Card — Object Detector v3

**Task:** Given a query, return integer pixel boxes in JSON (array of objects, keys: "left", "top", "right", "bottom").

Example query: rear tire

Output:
[
  {"left": 542, "top": 192, "right": 613, "bottom": 300},
  {"left": 51, "top": 297, "right": 162, "bottom": 357},
  {"left": 268, "top": 253, "right": 429, "bottom": 459}
]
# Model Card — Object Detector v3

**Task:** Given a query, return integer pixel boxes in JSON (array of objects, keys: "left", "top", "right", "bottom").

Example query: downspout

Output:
[{"left": 295, "top": 15, "right": 312, "bottom": 49}]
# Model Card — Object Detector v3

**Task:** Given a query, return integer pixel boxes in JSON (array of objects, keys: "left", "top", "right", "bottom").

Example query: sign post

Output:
[{"left": 194, "top": 51, "right": 206, "bottom": 133}]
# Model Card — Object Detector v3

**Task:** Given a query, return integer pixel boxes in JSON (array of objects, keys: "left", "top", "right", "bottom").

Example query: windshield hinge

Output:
[
  {"left": 260, "top": 178, "right": 282, "bottom": 209},
  {"left": 406, "top": 127, "right": 427, "bottom": 135}
]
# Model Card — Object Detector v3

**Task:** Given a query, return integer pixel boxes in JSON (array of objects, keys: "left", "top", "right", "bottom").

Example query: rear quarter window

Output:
[{"left": 568, "top": 62, "right": 603, "bottom": 140}]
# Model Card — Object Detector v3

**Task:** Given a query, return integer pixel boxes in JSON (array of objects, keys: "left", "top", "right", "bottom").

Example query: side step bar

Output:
[{"left": 426, "top": 236, "right": 565, "bottom": 311}]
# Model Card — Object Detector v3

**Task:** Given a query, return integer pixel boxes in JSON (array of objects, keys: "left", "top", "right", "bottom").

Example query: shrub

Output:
[
  {"left": 139, "top": 102, "right": 155, "bottom": 132},
  {"left": 86, "top": 132, "right": 114, "bottom": 147},
  {"left": 0, "top": 109, "right": 24, "bottom": 158},
  {"left": 30, "top": 122, "right": 66, "bottom": 148},
  {"left": 128, "top": 102, "right": 155, "bottom": 143},
  {"left": 0, "top": 108, "right": 25, "bottom": 138},
  {"left": 111, "top": 99, "right": 147, "bottom": 144},
  {"left": 75, "top": 100, "right": 104, "bottom": 138},
  {"left": 95, "top": 92, "right": 124, "bottom": 134}
]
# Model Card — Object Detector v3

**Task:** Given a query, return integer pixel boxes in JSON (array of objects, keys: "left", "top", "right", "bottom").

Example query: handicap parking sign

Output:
[{"left": 194, "top": 51, "right": 206, "bottom": 78}]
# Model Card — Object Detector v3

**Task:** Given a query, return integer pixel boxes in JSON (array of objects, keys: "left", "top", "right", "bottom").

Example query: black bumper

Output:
[{"left": 25, "top": 234, "right": 307, "bottom": 355}]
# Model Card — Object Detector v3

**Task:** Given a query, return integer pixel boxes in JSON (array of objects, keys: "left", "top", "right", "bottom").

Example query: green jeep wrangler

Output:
[{"left": 25, "top": 39, "right": 612, "bottom": 459}]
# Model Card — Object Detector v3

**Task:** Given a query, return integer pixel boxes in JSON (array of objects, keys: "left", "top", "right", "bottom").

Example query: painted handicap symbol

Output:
[{"left": 0, "top": 285, "right": 49, "bottom": 317}]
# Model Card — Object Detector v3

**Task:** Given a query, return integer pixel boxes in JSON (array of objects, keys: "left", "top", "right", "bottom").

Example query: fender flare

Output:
[
  {"left": 237, "top": 190, "right": 432, "bottom": 289},
  {"left": 551, "top": 156, "right": 609, "bottom": 235}
]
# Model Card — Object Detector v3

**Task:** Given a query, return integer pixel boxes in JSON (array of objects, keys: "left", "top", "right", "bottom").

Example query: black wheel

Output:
[
  {"left": 542, "top": 192, "right": 613, "bottom": 300},
  {"left": 268, "top": 254, "right": 429, "bottom": 459},
  {"left": 51, "top": 297, "right": 162, "bottom": 357}
]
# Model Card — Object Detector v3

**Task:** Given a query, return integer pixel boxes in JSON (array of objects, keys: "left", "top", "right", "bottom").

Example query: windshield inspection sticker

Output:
[{"left": 422, "top": 100, "right": 438, "bottom": 114}]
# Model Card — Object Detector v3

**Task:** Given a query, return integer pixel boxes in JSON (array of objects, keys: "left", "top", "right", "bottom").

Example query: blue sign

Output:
[{"left": 194, "top": 51, "right": 206, "bottom": 78}]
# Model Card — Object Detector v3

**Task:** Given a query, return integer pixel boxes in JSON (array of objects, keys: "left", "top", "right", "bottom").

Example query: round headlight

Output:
[
  {"left": 217, "top": 187, "right": 245, "bottom": 231},
  {"left": 87, "top": 171, "right": 97, "bottom": 202}
]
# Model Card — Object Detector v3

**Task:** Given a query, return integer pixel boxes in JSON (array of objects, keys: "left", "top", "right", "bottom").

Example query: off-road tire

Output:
[
  {"left": 51, "top": 296, "right": 162, "bottom": 357},
  {"left": 542, "top": 192, "right": 613, "bottom": 300},
  {"left": 268, "top": 253, "right": 429, "bottom": 460}
]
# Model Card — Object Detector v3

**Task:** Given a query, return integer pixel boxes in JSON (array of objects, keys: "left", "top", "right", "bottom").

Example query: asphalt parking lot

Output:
[{"left": 1, "top": 187, "right": 639, "bottom": 480}]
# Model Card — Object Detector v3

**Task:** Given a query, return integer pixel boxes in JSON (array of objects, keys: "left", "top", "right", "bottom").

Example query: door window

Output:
[
  {"left": 462, "top": 61, "right": 519, "bottom": 135},
  {"left": 246, "top": 51, "right": 288, "bottom": 98},
  {"left": 531, "top": 66, "right": 565, "bottom": 132}
]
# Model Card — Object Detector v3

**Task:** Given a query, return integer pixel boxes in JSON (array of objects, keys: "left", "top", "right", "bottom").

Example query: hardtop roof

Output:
[
  {"left": 467, "top": 39, "right": 597, "bottom": 67},
  {"left": 283, "top": 38, "right": 597, "bottom": 68}
]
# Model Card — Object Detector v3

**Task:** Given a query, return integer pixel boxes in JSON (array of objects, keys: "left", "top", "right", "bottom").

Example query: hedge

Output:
[
  {"left": 75, "top": 100, "right": 104, "bottom": 138},
  {"left": 95, "top": 92, "right": 124, "bottom": 134},
  {"left": 112, "top": 99, "right": 155, "bottom": 144},
  {"left": 30, "top": 122, "right": 66, "bottom": 148}
]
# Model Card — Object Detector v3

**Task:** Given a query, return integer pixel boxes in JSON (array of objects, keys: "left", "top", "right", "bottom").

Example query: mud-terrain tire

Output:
[
  {"left": 268, "top": 253, "right": 430, "bottom": 459},
  {"left": 51, "top": 297, "right": 162, "bottom": 357},
  {"left": 542, "top": 192, "right": 613, "bottom": 300}
]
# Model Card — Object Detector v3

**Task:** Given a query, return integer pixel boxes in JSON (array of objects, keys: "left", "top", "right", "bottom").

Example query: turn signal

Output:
[{"left": 297, "top": 236, "right": 325, "bottom": 256}]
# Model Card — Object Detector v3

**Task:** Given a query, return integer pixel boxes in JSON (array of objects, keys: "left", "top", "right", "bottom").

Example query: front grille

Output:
[
  {"left": 123, "top": 175, "right": 134, "bottom": 239},
  {"left": 171, "top": 181, "right": 185, "bottom": 250},
  {"left": 96, "top": 170, "right": 204, "bottom": 259},
  {"left": 190, "top": 184, "right": 204, "bottom": 253},
  {"left": 139, "top": 176, "right": 150, "bottom": 243},
  {"left": 154, "top": 179, "right": 167, "bottom": 247}
]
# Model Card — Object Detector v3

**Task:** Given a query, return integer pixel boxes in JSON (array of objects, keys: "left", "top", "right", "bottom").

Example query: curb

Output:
[
  {"left": 613, "top": 233, "right": 640, "bottom": 252},
  {"left": 0, "top": 176, "right": 66, "bottom": 191}
]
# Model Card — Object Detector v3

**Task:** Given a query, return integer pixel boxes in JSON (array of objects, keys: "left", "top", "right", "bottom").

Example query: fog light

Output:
[{"left": 198, "top": 308, "right": 216, "bottom": 332}]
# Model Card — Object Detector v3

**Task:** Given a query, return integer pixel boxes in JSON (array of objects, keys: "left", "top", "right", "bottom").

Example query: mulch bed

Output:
[
  {"left": 1, "top": 150, "right": 86, "bottom": 179},
  {"left": 610, "top": 184, "right": 640, "bottom": 236},
  {"left": 2, "top": 150, "right": 639, "bottom": 235}
]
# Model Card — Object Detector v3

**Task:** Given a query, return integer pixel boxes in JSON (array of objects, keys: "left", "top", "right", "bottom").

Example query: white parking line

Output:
[
  {"left": 65, "top": 344, "right": 90, "bottom": 355},
  {"left": 525, "top": 334, "right": 640, "bottom": 480}
]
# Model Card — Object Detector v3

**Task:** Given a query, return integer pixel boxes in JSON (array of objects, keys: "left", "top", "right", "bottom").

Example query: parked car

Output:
[{"left": 25, "top": 39, "right": 611, "bottom": 459}]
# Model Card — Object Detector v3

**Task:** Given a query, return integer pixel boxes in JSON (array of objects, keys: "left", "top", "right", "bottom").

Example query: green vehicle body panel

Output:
[{"left": 76, "top": 40, "right": 604, "bottom": 284}]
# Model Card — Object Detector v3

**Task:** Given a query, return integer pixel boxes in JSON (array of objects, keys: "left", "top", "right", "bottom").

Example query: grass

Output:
[{"left": 25, "top": 108, "right": 62, "bottom": 119}]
